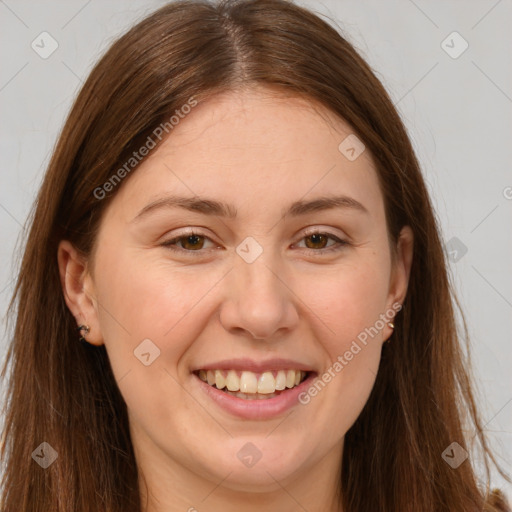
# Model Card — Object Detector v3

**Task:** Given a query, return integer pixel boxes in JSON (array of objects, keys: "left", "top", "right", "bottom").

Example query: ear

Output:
[
  {"left": 57, "top": 240, "right": 104, "bottom": 346},
  {"left": 386, "top": 225, "right": 414, "bottom": 314}
]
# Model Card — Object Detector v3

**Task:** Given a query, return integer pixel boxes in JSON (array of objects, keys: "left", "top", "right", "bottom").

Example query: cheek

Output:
[
  {"left": 94, "top": 244, "right": 217, "bottom": 340},
  {"left": 92, "top": 246, "right": 233, "bottom": 398},
  {"left": 303, "top": 265, "right": 387, "bottom": 440},
  {"left": 304, "top": 255, "right": 391, "bottom": 350},
  {"left": 297, "top": 254, "right": 390, "bottom": 429},
  {"left": 91, "top": 250, "right": 223, "bottom": 431}
]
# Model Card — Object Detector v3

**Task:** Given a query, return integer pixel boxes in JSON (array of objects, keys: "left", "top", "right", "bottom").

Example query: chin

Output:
[
  {"left": 195, "top": 440, "right": 307, "bottom": 490},
  {"left": 209, "top": 465, "right": 299, "bottom": 493}
]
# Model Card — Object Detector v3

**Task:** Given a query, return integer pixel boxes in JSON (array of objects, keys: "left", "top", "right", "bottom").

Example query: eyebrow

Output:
[{"left": 131, "top": 194, "right": 369, "bottom": 222}]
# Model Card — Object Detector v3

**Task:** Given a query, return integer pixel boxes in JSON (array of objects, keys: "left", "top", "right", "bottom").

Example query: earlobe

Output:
[{"left": 57, "top": 240, "right": 104, "bottom": 346}]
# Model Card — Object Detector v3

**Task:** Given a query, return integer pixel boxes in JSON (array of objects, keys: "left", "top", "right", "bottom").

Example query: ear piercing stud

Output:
[
  {"left": 77, "top": 324, "right": 90, "bottom": 343},
  {"left": 385, "top": 322, "right": 395, "bottom": 343}
]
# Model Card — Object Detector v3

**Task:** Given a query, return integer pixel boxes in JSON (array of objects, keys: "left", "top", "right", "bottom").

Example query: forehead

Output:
[
  {"left": 103, "top": 86, "right": 384, "bottom": 225},
  {"left": 155, "top": 87, "right": 368, "bottom": 167}
]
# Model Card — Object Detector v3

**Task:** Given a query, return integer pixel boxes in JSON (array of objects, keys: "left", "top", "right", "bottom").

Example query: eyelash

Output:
[{"left": 160, "top": 228, "right": 348, "bottom": 257}]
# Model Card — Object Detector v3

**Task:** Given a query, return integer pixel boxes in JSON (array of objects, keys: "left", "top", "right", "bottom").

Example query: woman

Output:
[{"left": 1, "top": 0, "right": 510, "bottom": 510}]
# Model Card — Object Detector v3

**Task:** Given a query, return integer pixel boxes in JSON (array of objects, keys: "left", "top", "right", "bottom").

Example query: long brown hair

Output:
[{"left": 1, "top": 0, "right": 510, "bottom": 510}]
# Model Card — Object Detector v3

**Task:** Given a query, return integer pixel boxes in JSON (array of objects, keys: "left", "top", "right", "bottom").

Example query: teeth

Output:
[
  {"left": 258, "top": 372, "right": 275, "bottom": 394},
  {"left": 225, "top": 370, "right": 239, "bottom": 391},
  {"left": 240, "top": 371, "right": 258, "bottom": 393},
  {"left": 215, "top": 370, "right": 225, "bottom": 390},
  {"left": 286, "top": 370, "right": 296, "bottom": 388},
  {"left": 197, "top": 369, "right": 307, "bottom": 394},
  {"left": 275, "top": 370, "right": 286, "bottom": 391}
]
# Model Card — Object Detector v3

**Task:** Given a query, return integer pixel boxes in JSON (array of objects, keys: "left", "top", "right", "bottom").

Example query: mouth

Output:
[{"left": 193, "top": 369, "right": 311, "bottom": 400}]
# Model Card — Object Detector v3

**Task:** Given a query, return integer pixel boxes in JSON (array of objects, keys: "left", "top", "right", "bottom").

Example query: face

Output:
[{"left": 59, "top": 86, "right": 412, "bottom": 504}]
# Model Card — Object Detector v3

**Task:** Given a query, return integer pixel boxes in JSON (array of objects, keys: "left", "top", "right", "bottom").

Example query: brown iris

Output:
[
  {"left": 304, "top": 233, "right": 329, "bottom": 250},
  {"left": 180, "top": 234, "right": 205, "bottom": 250}
]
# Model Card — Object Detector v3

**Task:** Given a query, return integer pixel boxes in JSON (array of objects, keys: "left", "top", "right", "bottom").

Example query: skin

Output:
[{"left": 58, "top": 85, "right": 413, "bottom": 512}]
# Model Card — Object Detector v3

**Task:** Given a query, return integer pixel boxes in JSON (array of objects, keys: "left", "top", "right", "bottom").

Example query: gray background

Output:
[{"left": 1, "top": 0, "right": 510, "bottom": 503}]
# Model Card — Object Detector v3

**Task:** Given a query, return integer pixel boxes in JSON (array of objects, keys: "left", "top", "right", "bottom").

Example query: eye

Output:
[
  {"left": 161, "top": 230, "right": 217, "bottom": 255},
  {"left": 160, "top": 228, "right": 348, "bottom": 256},
  {"left": 294, "top": 230, "right": 348, "bottom": 255}
]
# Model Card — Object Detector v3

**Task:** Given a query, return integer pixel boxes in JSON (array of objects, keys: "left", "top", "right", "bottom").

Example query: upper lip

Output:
[{"left": 192, "top": 358, "right": 316, "bottom": 373}]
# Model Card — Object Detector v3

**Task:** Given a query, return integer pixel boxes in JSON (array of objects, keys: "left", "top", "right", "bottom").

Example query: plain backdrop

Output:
[{"left": 0, "top": 0, "right": 511, "bottom": 503}]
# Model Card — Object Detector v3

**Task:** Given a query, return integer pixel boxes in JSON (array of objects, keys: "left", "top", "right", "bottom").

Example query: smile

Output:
[{"left": 195, "top": 369, "right": 309, "bottom": 399}]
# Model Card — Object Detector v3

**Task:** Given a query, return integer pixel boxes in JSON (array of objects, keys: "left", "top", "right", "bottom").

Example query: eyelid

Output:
[{"left": 300, "top": 225, "right": 348, "bottom": 240}]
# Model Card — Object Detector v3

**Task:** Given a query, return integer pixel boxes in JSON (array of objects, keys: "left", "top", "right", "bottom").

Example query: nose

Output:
[{"left": 219, "top": 255, "right": 299, "bottom": 340}]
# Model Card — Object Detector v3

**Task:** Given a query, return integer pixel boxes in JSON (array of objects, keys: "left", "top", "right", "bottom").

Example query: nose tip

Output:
[{"left": 219, "top": 259, "right": 299, "bottom": 341}]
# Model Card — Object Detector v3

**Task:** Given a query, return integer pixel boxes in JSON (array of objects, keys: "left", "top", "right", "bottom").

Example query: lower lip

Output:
[{"left": 194, "top": 373, "right": 317, "bottom": 420}]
